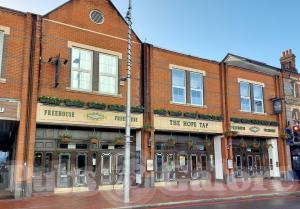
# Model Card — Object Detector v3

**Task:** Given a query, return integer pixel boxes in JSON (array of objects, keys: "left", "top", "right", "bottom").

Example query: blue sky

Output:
[{"left": 1, "top": 0, "right": 299, "bottom": 68}]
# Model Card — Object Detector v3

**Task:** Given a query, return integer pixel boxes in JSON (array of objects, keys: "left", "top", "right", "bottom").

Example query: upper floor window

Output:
[
  {"left": 99, "top": 53, "right": 118, "bottom": 95},
  {"left": 0, "top": 31, "right": 4, "bottom": 77},
  {"left": 172, "top": 69, "right": 186, "bottom": 104},
  {"left": 240, "top": 81, "right": 264, "bottom": 113},
  {"left": 171, "top": 68, "right": 204, "bottom": 106},
  {"left": 71, "top": 47, "right": 93, "bottom": 91},
  {"left": 190, "top": 72, "right": 204, "bottom": 106},
  {"left": 240, "top": 82, "right": 251, "bottom": 112}
]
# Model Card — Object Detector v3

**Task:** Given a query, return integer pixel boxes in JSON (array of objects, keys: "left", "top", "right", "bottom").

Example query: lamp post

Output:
[{"left": 124, "top": 0, "right": 132, "bottom": 203}]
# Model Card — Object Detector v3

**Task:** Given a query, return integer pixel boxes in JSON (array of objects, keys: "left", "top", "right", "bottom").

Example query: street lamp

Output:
[{"left": 124, "top": 0, "right": 132, "bottom": 204}]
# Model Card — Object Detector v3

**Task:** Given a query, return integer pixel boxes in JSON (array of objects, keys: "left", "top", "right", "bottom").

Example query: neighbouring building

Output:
[
  {"left": 0, "top": 0, "right": 295, "bottom": 199},
  {"left": 281, "top": 49, "right": 300, "bottom": 179}
]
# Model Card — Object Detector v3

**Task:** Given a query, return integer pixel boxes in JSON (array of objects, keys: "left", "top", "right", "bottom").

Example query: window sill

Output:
[
  {"left": 240, "top": 110, "right": 267, "bottom": 115},
  {"left": 170, "top": 101, "right": 207, "bottom": 108},
  {"left": 0, "top": 78, "right": 6, "bottom": 83},
  {"left": 66, "top": 88, "right": 122, "bottom": 98}
]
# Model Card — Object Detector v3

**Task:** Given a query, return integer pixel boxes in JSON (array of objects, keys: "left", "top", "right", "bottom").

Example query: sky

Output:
[{"left": 1, "top": 0, "right": 299, "bottom": 68}]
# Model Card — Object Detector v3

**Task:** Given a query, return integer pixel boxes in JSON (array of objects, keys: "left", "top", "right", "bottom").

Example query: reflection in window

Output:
[
  {"left": 71, "top": 47, "right": 93, "bottom": 91},
  {"left": 253, "top": 85, "right": 264, "bottom": 113},
  {"left": 240, "top": 82, "right": 251, "bottom": 112},
  {"left": 34, "top": 153, "right": 43, "bottom": 176},
  {"left": 172, "top": 69, "right": 186, "bottom": 103},
  {"left": 45, "top": 153, "right": 52, "bottom": 173},
  {"left": 190, "top": 72, "right": 204, "bottom": 106}
]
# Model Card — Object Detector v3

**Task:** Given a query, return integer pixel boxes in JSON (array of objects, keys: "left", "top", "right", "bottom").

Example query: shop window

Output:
[
  {"left": 101, "top": 154, "right": 112, "bottom": 184},
  {"left": 71, "top": 47, "right": 93, "bottom": 91},
  {"left": 45, "top": 153, "right": 52, "bottom": 173},
  {"left": 34, "top": 153, "right": 43, "bottom": 176},
  {"left": 201, "top": 155, "right": 207, "bottom": 171},
  {"left": 172, "top": 69, "right": 186, "bottom": 104},
  {"left": 92, "top": 153, "right": 97, "bottom": 173},
  {"left": 0, "top": 31, "right": 4, "bottom": 77},
  {"left": 240, "top": 81, "right": 264, "bottom": 113},
  {"left": 167, "top": 154, "right": 176, "bottom": 180},
  {"left": 190, "top": 72, "right": 204, "bottom": 106},
  {"left": 116, "top": 154, "right": 124, "bottom": 183},
  {"left": 178, "top": 154, "right": 188, "bottom": 171},
  {"left": 99, "top": 53, "right": 118, "bottom": 95},
  {"left": 155, "top": 153, "right": 164, "bottom": 181}
]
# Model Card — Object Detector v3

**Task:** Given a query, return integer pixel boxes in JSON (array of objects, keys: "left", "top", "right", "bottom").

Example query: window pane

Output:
[
  {"left": 79, "top": 72, "right": 91, "bottom": 90},
  {"left": 45, "top": 153, "right": 52, "bottom": 173},
  {"left": 172, "top": 69, "right": 185, "bottom": 87},
  {"left": 190, "top": 72, "right": 203, "bottom": 90},
  {"left": 191, "top": 90, "right": 202, "bottom": 105},
  {"left": 34, "top": 153, "right": 42, "bottom": 176},
  {"left": 100, "top": 76, "right": 117, "bottom": 94},
  {"left": 253, "top": 85, "right": 263, "bottom": 99},
  {"left": 173, "top": 87, "right": 185, "bottom": 103},
  {"left": 241, "top": 98, "right": 251, "bottom": 111},
  {"left": 240, "top": 82, "right": 250, "bottom": 97},
  {"left": 99, "top": 54, "right": 118, "bottom": 75},
  {"left": 254, "top": 100, "right": 263, "bottom": 113}
]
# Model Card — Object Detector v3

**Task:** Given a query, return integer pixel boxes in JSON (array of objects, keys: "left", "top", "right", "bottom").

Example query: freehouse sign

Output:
[
  {"left": 154, "top": 115, "right": 223, "bottom": 133},
  {"left": 37, "top": 103, "right": 143, "bottom": 128}
]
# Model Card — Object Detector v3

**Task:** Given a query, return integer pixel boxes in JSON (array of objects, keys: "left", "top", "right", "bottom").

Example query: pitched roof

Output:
[{"left": 222, "top": 53, "right": 281, "bottom": 76}]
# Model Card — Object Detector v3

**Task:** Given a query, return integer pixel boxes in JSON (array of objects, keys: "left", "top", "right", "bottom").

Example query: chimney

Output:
[{"left": 280, "top": 49, "right": 297, "bottom": 71}]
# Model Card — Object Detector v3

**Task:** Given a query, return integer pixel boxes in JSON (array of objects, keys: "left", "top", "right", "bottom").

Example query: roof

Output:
[
  {"left": 222, "top": 53, "right": 281, "bottom": 76},
  {"left": 43, "top": 0, "right": 142, "bottom": 43}
]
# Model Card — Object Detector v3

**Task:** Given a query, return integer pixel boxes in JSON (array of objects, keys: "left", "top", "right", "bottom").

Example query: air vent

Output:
[{"left": 90, "top": 10, "right": 104, "bottom": 24}]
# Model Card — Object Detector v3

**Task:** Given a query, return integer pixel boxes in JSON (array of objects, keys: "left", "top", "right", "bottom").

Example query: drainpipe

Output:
[{"left": 22, "top": 13, "right": 37, "bottom": 198}]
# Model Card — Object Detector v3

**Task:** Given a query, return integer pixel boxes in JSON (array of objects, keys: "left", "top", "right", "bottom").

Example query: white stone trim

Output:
[
  {"left": 238, "top": 78, "right": 265, "bottom": 87},
  {"left": 169, "top": 64, "right": 206, "bottom": 76},
  {"left": 68, "top": 41, "right": 122, "bottom": 59},
  {"left": 0, "top": 26, "right": 10, "bottom": 35}
]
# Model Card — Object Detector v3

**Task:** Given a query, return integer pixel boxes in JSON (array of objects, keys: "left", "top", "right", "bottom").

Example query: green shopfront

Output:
[
  {"left": 32, "top": 103, "right": 143, "bottom": 194},
  {"left": 230, "top": 118, "right": 280, "bottom": 179}
]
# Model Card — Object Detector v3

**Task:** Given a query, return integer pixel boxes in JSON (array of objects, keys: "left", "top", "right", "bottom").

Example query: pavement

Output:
[{"left": 0, "top": 179, "right": 299, "bottom": 209}]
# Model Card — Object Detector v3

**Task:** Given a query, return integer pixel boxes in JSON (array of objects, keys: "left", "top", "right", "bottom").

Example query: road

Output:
[{"left": 148, "top": 195, "right": 300, "bottom": 209}]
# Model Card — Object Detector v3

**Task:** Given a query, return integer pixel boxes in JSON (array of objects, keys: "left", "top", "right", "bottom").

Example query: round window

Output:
[{"left": 90, "top": 10, "right": 104, "bottom": 24}]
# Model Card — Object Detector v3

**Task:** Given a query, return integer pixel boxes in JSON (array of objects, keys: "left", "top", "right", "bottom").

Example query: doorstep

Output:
[
  {"left": 98, "top": 184, "right": 123, "bottom": 191},
  {"left": 154, "top": 181, "right": 178, "bottom": 187},
  {"left": 54, "top": 187, "right": 89, "bottom": 194}
]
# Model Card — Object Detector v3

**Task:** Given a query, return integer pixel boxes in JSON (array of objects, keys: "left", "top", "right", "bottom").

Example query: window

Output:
[
  {"left": 0, "top": 31, "right": 4, "bottom": 76},
  {"left": 71, "top": 47, "right": 93, "bottom": 91},
  {"left": 290, "top": 81, "right": 295, "bottom": 96},
  {"left": 99, "top": 53, "right": 118, "bottom": 95},
  {"left": 240, "top": 81, "right": 264, "bottom": 113},
  {"left": 240, "top": 82, "right": 251, "bottom": 112},
  {"left": 33, "top": 152, "right": 43, "bottom": 176},
  {"left": 172, "top": 69, "right": 186, "bottom": 103},
  {"left": 190, "top": 72, "right": 204, "bottom": 106},
  {"left": 253, "top": 85, "right": 264, "bottom": 113}
]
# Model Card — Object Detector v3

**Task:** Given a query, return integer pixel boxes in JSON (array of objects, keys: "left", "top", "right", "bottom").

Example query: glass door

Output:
[
  {"left": 101, "top": 154, "right": 112, "bottom": 185},
  {"left": 177, "top": 153, "right": 188, "bottom": 179},
  {"left": 76, "top": 154, "right": 87, "bottom": 186},
  {"left": 190, "top": 154, "right": 198, "bottom": 180},
  {"left": 236, "top": 155, "right": 243, "bottom": 177},
  {"left": 116, "top": 154, "right": 124, "bottom": 184},
  {"left": 155, "top": 153, "right": 164, "bottom": 181},
  {"left": 247, "top": 155, "right": 253, "bottom": 177},
  {"left": 255, "top": 155, "right": 262, "bottom": 176},
  {"left": 58, "top": 154, "right": 71, "bottom": 188},
  {"left": 200, "top": 155, "right": 207, "bottom": 179},
  {"left": 167, "top": 154, "right": 176, "bottom": 181}
]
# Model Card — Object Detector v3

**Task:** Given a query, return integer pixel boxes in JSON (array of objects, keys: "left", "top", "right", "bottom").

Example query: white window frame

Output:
[
  {"left": 253, "top": 84, "right": 264, "bottom": 113},
  {"left": 0, "top": 31, "right": 4, "bottom": 77},
  {"left": 99, "top": 53, "right": 119, "bottom": 95},
  {"left": 172, "top": 69, "right": 186, "bottom": 104},
  {"left": 240, "top": 81, "right": 251, "bottom": 112},
  {"left": 190, "top": 72, "right": 204, "bottom": 106},
  {"left": 71, "top": 47, "right": 93, "bottom": 91}
]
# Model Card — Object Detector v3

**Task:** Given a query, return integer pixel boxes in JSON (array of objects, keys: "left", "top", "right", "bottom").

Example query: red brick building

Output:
[{"left": 0, "top": 0, "right": 290, "bottom": 199}]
